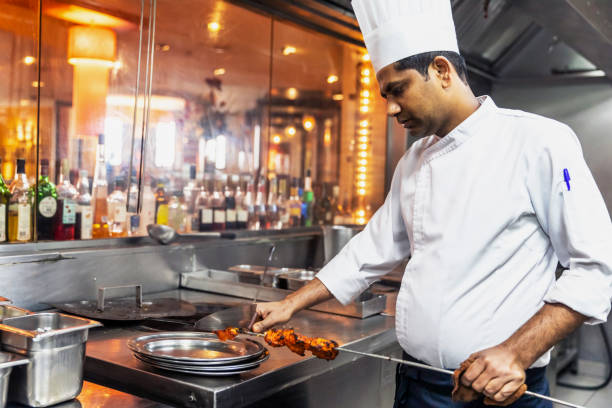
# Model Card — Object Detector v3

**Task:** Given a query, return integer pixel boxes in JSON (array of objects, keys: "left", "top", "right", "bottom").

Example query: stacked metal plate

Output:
[{"left": 127, "top": 332, "right": 268, "bottom": 376}]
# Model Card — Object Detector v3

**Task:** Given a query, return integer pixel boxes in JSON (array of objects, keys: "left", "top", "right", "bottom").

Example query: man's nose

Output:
[{"left": 387, "top": 101, "right": 400, "bottom": 116}]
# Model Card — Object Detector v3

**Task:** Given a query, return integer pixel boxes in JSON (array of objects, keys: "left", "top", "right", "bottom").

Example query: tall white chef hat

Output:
[{"left": 352, "top": 0, "right": 459, "bottom": 73}]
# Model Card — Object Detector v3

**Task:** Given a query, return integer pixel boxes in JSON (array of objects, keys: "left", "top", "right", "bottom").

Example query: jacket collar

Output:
[{"left": 424, "top": 95, "right": 495, "bottom": 159}]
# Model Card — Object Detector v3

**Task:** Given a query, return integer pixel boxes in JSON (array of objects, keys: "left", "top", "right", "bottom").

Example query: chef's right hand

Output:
[{"left": 252, "top": 300, "right": 294, "bottom": 332}]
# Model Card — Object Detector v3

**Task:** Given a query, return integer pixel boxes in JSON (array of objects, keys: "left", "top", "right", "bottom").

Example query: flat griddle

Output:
[{"left": 52, "top": 285, "right": 196, "bottom": 321}]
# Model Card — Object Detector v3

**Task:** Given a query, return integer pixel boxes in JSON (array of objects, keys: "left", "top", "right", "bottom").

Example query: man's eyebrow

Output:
[{"left": 381, "top": 79, "right": 409, "bottom": 98}]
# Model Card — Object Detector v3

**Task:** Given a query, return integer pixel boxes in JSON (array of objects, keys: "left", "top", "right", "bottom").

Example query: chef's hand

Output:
[
  {"left": 460, "top": 344, "right": 527, "bottom": 405},
  {"left": 252, "top": 300, "right": 294, "bottom": 333}
]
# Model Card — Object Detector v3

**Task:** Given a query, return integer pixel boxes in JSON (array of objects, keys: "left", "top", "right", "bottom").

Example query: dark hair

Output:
[{"left": 393, "top": 51, "right": 468, "bottom": 83}]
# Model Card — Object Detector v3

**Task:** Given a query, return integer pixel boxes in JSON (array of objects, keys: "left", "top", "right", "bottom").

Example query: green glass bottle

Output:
[
  {"left": 36, "top": 159, "right": 58, "bottom": 240},
  {"left": 0, "top": 158, "right": 10, "bottom": 242}
]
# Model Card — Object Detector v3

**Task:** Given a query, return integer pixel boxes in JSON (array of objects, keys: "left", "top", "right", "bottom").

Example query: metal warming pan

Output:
[
  {"left": 52, "top": 285, "right": 196, "bottom": 321},
  {"left": 127, "top": 332, "right": 265, "bottom": 364}
]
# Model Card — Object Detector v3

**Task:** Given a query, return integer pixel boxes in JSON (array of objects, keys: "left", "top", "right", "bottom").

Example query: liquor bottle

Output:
[
  {"left": 301, "top": 170, "right": 314, "bottom": 227},
  {"left": 224, "top": 177, "right": 237, "bottom": 230},
  {"left": 54, "top": 159, "right": 77, "bottom": 240},
  {"left": 75, "top": 170, "right": 93, "bottom": 239},
  {"left": 127, "top": 172, "right": 139, "bottom": 213},
  {"left": 183, "top": 165, "right": 198, "bottom": 214},
  {"left": 107, "top": 177, "right": 128, "bottom": 237},
  {"left": 328, "top": 185, "right": 339, "bottom": 225},
  {"left": 266, "top": 177, "right": 280, "bottom": 229},
  {"left": 288, "top": 178, "right": 302, "bottom": 228},
  {"left": 254, "top": 177, "right": 268, "bottom": 229},
  {"left": 168, "top": 192, "right": 187, "bottom": 233},
  {"left": 0, "top": 159, "right": 10, "bottom": 242},
  {"left": 154, "top": 181, "right": 169, "bottom": 225},
  {"left": 92, "top": 134, "right": 110, "bottom": 239},
  {"left": 139, "top": 180, "right": 156, "bottom": 235},
  {"left": 195, "top": 181, "right": 213, "bottom": 231},
  {"left": 234, "top": 176, "right": 248, "bottom": 229},
  {"left": 36, "top": 159, "right": 58, "bottom": 240},
  {"left": 277, "top": 177, "right": 290, "bottom": 229},
  {"left": 210, "top": 176, "right": 226, "bottom": 231},
  {"left": 244, "top": 178, "right": 258, "bottom": 230},
  {"left": 8, "top": 159, "right": 33, "bottom": 242}
]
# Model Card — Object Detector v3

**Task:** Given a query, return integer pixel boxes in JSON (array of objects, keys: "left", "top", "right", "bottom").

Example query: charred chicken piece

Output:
[
  {"left": 263, "top": 328, "right": 339, "bottom": 360},
  {"left": 308, "top": 337, "right": 339, "bottom": 361},
  {"left": 213, "top": 327, "right": 240, "bottom": 341}
]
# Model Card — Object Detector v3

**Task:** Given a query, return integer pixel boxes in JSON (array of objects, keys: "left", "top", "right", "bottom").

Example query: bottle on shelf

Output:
[
  {"left": 0, "top": 158, "right": 11, "bottom": 242},
  {"left": 36, "top": 159, "right": 58, "bottom": 240},
  {"left": 244, "top": 178, "right": 258, "bottom": 230},
  {"left": 107, "top": 177, "right": 128, "bottom": 237},
  {"left": 168, "top": 192, "right": 187, "bottom": 233},
  {"left": 288, "top": 178, "right": 301, "bottom": 228},
  {"left": 54, "top": 159, "right": 77, "bottom": 240},
  {"left": 234, "top": 176, "right": 248, "bottom": 230},
  {"left": 277, "top": 177, "right": 290, "bottom": 229},
  {"left": 138, "top": 179, "right": 156, "bottom": 235},
  {"left": 266, "top": 177, "right": 280, "bottom": 229},
  {"left": 301, "top": 170, "right": 314, "bottom": 227},
  {"left": 154, "top": 181, "right": 169, "bottom": 225},
  {"left": 183, "top": 165, "right": 198, "bottom": 214},
  {"left": 75, "top": 170, "right": 93, "bottom": 239},
  {"left": 195, "top": 179, "right": 212, "bottom": 231},
  {"left": 127, "top": 171, "right": 139, "bottom": 214},
  {"left": 8, "top": 158, "right": 33, "bottom": 242},
  {"left": 92, "top": 134, "right": 110, "bottom": 239},
  {"left": 328, "top": 185, "right": 340, "bottom": 225},
  {"left": 210, "top": 175, "right": 226, "bottom": 231},
  {"left": 314, "top": 183, "right": 333, "bottom": 225},
  {"left": 254, "top": 176, "right": 268, "bottom": 229},
  {"left": 224, "top": 177, "right": 237, "bottom": 230}
]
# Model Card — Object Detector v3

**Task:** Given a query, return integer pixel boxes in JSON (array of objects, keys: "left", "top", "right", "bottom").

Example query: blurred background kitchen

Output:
[{"left": 0, "top": 0, "right": 611, "bottom": 407}]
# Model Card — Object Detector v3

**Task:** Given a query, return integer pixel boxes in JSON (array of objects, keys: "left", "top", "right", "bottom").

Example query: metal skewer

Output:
[
  {"left": 235, "top": 330, "right": 586, "bottom": 408},
  {"left": 337, "top": 348, "right": 587, "bottom": 408},
  {"left": 247, "top": 245, "right": 276, "bottom": 330}
]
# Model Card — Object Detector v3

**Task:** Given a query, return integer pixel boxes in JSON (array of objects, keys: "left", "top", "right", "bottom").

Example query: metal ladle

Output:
[{"left": 147, "top": 224, "right": 236, "bottom": 245}]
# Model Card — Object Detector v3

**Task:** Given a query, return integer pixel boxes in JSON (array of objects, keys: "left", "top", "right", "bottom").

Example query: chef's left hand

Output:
[{"left": 460, "top": 344, "right": 526, "bottom": 404}]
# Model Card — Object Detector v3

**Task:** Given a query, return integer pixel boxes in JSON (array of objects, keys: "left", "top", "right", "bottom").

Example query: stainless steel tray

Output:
[
  {"left": 277, "top": 270, "right": 317, "bottom": 290},
  {"left": 127, "top": 332, "right": 264, "bottom": 364},
  {"left": 0, "top": 305, "right": 31, "bottom": 322},
  {"left": 181, "top": 271, "right": 387, "bottom": 319},
  {"left": 134, "top": 349, "right": 269, "bottom": 371}
]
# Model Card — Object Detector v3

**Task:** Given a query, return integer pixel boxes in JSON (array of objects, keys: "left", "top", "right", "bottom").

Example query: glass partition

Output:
[{"left": 0, "top": 0, "right": 388, "bottom": 245}]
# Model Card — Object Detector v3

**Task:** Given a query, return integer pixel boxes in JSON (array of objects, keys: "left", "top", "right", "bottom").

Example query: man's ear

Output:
[{"left": 430, "top": 56, "right": 452, "bottom": 88}]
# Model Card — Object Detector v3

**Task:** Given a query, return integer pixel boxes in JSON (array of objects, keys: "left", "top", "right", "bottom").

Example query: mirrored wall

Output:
[{"left": 0, "top": 0, "right": 388, "bottom": 244}]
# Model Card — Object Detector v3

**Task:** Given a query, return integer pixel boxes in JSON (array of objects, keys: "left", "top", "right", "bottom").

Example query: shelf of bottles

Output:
[
  {"left": 0, "top": 149, "right": 348, "bottom": 244},
  {"left": 353, "top": 55, "right": 374, "bottom": 225}
]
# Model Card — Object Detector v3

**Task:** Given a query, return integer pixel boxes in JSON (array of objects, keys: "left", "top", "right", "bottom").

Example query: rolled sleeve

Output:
[
  {"left": 529, "top": 125, "right": 612, "bottom": 323},
  {"left": 316, "top": 158, "right": 411, "bottom": 305}
]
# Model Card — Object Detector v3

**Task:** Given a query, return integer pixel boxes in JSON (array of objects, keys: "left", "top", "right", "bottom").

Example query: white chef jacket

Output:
[{"left": 316, "top": 96, "right": 612, "bottom": 369}]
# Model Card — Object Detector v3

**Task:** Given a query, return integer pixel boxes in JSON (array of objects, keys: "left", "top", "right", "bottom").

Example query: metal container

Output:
[
  {"left": 0, "top": 306, "right": 31, "bottom": 322},
  {"left": 276, "top": 270, "right": 317, "bottom": 290},
  {"left": 0, "top": 312, "right": 101, "bottom": 407},
  {"left": 322, "top": 225, "right": 363, "bottom": 265},
  {"left": 228, "top": 265, "right": 298, "bottom": 287},
  {"left": 0, "top": 352, "right": 29, "bottom": 408}
]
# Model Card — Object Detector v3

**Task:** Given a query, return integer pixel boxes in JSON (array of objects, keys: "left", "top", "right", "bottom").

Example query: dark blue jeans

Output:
[{"left": 393, "top": 354, "right": 552, "bottom": 408}]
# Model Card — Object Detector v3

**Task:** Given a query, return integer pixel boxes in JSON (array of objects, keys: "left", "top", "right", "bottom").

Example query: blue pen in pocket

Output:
[{"left": 563, "top": 168, "right": 571, "bottom": 191}]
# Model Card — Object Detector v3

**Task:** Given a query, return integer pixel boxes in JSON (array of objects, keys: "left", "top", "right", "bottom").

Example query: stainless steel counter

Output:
[
  {"left": 6, "top": 381, "right": 171, "bottom": 408},
  {"left": 84, "top": 289, "right": 399, "bottom": 408}
]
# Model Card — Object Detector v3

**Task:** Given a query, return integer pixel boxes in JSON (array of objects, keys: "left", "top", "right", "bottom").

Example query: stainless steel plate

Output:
[
  {"left": 133, "top": 349, "right": 269, "bottom": 371},
  {"left": 133, "top": 354, "right": 253, "bottom": 376},
  {"left": 127, "top": 332, "right": 264, "bottom": 364}
]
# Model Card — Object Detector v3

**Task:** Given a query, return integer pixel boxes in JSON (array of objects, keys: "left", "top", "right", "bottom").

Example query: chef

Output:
[{"left": 253, "top": 0, "right": 612, "bottom": 406}]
